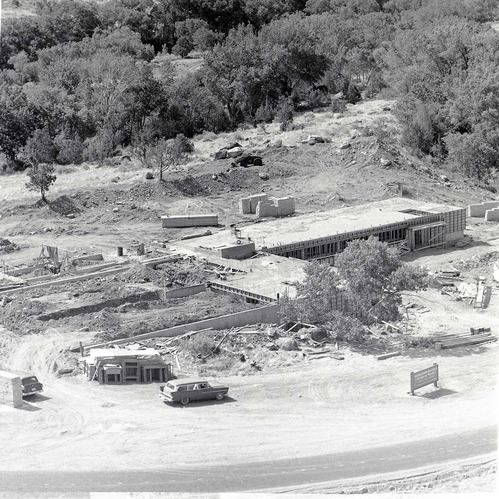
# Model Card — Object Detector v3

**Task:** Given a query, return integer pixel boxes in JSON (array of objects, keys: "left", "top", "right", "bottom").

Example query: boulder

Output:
[
  {"left": 259, "top": 172, "right": 269, "bottom": 181},
  {"left": 277, "top": 337, "right": 299, "bottom": 351},
  {"left": 309, "top": 327, "right": 328, "bottom": 342},
  {"left": 214, "top": 149, "right": 228, "bottom": 160},
  {"left": 380, "top": 157, "right": 392, "bottom": 167},
  {"left": 308, "top": 135, "right": 325, "bottom": 145},
  {"left": 227, "top": 146, "right": 243, "bottom": 158},
  {"left": 339, "top": 142, "right": 351, "bottom": 149}
]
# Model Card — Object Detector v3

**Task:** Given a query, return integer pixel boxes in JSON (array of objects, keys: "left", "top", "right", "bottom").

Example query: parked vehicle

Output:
[
  {"left": 159, "top": 378, "right": 228, "bottom": 405},
  {"left": 19, "top": 374, "right": 43, "bottom": 397}
]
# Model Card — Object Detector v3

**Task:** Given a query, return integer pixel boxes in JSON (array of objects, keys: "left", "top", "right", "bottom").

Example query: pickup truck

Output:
[{"left": 159, "top": 378, "right": 229, "bottom": 405}]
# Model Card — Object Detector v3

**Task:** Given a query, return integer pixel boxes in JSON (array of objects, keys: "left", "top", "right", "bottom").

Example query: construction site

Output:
[{"left": 0, "top": 98, "right": 497, "bottom": 493}]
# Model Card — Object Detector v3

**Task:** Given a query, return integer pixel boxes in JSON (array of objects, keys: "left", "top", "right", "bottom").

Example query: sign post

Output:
[{"left": 410, "top": 363, "right": 439, "bottom": 395}]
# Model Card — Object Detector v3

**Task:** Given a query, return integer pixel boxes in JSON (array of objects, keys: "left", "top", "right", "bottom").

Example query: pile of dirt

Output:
[
  {"left": 0, "top": 238, "right": 20, "bottom": 253},
  {"left": 0, "top": 295, "right": 47, "bottom": 334},
  {"left": 49, "top": 195, "right": 81, "bottom": 216}
]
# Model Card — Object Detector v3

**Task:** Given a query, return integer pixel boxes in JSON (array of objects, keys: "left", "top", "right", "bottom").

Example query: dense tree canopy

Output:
[{"left": 0, "top": 0, "right": 497, "bottom": 174}]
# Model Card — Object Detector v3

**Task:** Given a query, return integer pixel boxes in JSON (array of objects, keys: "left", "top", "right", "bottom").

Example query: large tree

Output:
[{"left": 281, "top": 237, "right": 428, "bottom": 338}]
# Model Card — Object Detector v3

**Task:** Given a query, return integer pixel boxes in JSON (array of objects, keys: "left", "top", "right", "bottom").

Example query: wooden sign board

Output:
[{"left": 410, "top": 363, "right": 438, "bottom": 395}]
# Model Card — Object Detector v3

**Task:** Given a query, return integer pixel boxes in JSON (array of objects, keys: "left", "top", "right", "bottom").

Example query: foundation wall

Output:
[
  {"left": 85, "top": 304, "right": 280, "bottom": 348},
  {"left": 256, "top": 201, "right": 278, "bottom": 218},
  {"left": 485, "top": 208, "right": 499, "bottom": 221},
  {"left": 0, "top": 371, "right": 23, "bottom": 408},
  {"left": 161, "top": 214, "right": 219, "bottom": 228},
  {"left": 162, "top": 284, "right": 207, "bottom": 299},
  {"left": 467, "top": 201, "right": 499, "bottom": 217},
  {"left": 220, "top": 242, "right": 256, "bottom": 260},
  {"left": 248, "top": 194, "right": 269, "bottom": 213},
  {"left": 239, "top": 198, "right": 252, "bottom": 214},
  {"left": 276, "top": 197, "right": 295, "bottom": 217}
]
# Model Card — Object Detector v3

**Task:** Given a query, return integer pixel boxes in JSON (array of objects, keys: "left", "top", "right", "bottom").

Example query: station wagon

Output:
[{"left": 159, "top": 378, "right": 228, "bottom": 405}]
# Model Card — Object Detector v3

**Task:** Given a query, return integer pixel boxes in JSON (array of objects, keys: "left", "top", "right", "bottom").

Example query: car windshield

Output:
[{"left": 22, "top": 377, "right": 38, "bottom": 384}]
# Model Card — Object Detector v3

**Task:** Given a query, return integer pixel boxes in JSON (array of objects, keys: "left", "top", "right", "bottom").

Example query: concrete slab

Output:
[{"left": 176, "top": 198, "right": 463, "bottom": 253}]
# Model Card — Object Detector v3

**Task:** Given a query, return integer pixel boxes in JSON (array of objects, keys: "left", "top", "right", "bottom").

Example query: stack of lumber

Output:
[{"left": 434, "top": 329, "right": 496, "bottom": 349}]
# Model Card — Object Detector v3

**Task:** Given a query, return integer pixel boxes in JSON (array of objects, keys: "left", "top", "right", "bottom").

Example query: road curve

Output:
[{"left": 0, "top": 426, "right": 496, "bottom": 493}]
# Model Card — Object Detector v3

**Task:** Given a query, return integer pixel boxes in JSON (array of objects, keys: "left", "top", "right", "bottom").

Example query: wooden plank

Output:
[{"left": 377, "top": 352, "right": 401, "bottom": 360}]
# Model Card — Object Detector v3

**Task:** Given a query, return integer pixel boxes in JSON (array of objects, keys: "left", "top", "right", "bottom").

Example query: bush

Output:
[{"left": 178, "top": 332, "right": 217, "bottom": 358}]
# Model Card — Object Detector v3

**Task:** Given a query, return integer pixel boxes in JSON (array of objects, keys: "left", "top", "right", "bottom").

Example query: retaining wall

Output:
[
  {"left": 37, "top": 290, "right": 160, "bottom": 321},
  {"left": 485, "top": 208, "right": 499, "bottom": 221},
  {"left": 85, "top": 304, "right": 280, "bottom": 348},
  {"left": 0, "top": 371, "right": 23, "bottom": 408},
  {"left": 163, "top": 284, "right": 207, "bottom": 299},
  {"left": 467, "top": 201, "right": 499, "bottom": 217},
  {"left": 161, "top": 214, "right": 219, "bottom": 228}
]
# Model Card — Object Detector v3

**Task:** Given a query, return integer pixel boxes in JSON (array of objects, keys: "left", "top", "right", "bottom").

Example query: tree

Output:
[
  {"left": 23, "top": 128, "right": 57, "bottom": 202},
  {"left": 146, "top": 134, "right": 193, "bottom": 181},
  {"left": 281, "top": 237, "right": 428, "bottom": 340},
  {"left": 335, "top": 236, "right": 428, "bottom": 323},
  {"left": 26, "top": 163, "right": 57, "bottom": 203}
]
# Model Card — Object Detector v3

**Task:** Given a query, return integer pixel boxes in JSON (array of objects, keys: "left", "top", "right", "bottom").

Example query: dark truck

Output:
[
  {"left": 159, "top": 378, "right": 229, "bottom": 405},
  {"left": 19, "top": 373, "right": 43, "bottom": 397}
]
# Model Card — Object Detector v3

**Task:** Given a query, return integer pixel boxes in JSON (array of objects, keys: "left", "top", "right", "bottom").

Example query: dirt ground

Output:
[{"left": 1, "top": 98, "right": 499, "bottom": 493}]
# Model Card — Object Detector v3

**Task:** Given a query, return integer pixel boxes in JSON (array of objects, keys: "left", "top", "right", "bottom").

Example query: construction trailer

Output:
[{"left": 81, "top": 348, "right": 172, "bottom": 385}]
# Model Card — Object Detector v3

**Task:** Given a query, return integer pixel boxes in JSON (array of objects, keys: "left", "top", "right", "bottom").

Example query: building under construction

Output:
[
  {"left": 178, "top": 197, "right": 466, "bottom": 266},
  {"left": 81, "top": 348, "right": 172, "bottom": 385}
]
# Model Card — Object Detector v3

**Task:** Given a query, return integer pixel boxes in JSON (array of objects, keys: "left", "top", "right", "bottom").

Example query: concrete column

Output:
[{"left": 0, "top": 371, "right": 23, "bottom": 408}]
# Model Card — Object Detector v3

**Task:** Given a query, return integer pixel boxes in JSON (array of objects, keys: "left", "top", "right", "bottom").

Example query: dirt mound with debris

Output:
[
  {"left": 49, "top": 195, "right": 81, "bottom": 216},
  {"left": 0, "top": 238, "right": 20, "bottom": 253}
]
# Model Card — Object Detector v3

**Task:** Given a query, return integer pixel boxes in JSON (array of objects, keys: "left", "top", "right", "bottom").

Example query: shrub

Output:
[{"left": 178, "top": 332, "right": 217, "bottom": 358}]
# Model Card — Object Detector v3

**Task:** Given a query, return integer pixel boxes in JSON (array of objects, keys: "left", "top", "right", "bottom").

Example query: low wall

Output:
[
  {"left": 256, "top": 201, "right": 278, "bottom": 218},
  {"left": 240, "top": 198, "right": 252, "bottom": 214},
  {"left": 86, "top": 304, "right": 280, "bottom": 348},
  {"left": 0, "top": 371, "right": 23, "bottom": 408},
  {"left": 485, "top": 208, "right": 499, "bottom": 221},
  {"left": 37, "top": 290, "right": 160, "bottom": 321},
  {"left": 467, "top": 201, "right": 499, "bottom": 217},
  {"left": 161, "top": 214, "right": 219, "bottom": 228},
  {"left": 163, "top": 284, "right": 207, "bottom": 299},
  {"left": 248, "top": 194, "right": 269, "bottom": 213},
  {"left": 220, "top": 242, "right": 255, "bottom": 260},
  {"left": 276, "top": 197, "right": 295, "bottom": 217}
]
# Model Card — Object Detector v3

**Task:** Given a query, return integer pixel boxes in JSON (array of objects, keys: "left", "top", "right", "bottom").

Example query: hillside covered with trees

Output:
[{"left": 1, "top": 0, "right": 498, "bottom": 180}]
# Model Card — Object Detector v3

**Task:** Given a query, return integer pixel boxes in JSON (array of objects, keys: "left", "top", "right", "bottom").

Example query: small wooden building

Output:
[{"left": 81, "top": 348, "right": 172, "bottom": 385}]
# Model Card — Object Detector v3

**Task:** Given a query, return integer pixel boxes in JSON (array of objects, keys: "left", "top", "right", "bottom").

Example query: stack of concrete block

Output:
[
  {"left": 0, "top": 370, "right": 23, "bottom": 408},
  {"left": 485, "top": 208, "right": 499, "bottom": 221},
  {"left": 240, "top": 194, "right": 269, "bottom": 214},
  {"left": 467, "top": 201, "right": 499, "bottom": 218}
]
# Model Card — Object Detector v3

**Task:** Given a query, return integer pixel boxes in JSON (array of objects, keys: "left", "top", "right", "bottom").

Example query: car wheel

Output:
[
  {"left": 215, "top": 393, "right": 224, "bottom": 401},
  {"left": 180, "top": 397, "right": 190, "bottom": 405}
]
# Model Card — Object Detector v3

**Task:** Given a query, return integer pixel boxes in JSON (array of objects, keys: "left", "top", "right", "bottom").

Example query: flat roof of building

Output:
[{"left": 176, "top": 198, "right": 463, "bottom": 252}]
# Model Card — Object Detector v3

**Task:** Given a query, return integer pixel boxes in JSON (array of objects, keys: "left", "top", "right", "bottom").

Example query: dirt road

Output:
[{"left": 0, "top": 327, "right": 496, "bottom": 485}]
